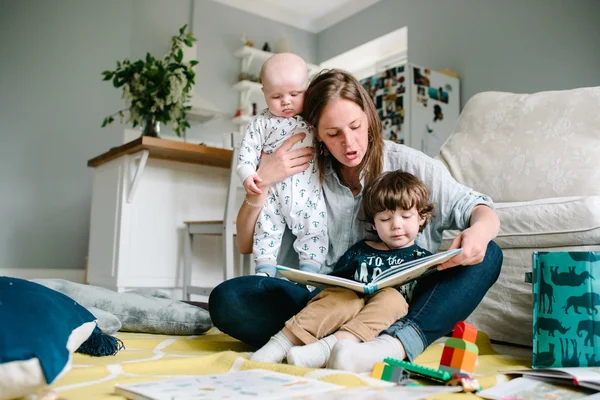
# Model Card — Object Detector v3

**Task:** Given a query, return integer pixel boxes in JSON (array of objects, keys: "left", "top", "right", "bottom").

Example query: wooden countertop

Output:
[{"left": 87, "top": 137, "right": 233, "bottom": 168}]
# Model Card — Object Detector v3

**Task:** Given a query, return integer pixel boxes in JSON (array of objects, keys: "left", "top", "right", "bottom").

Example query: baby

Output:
[
  {"left": 237, "top": 53, "right": 327, "bottom": 278},
  {"left": 251, "top": 171, "right": 434, "bottom": 368}
]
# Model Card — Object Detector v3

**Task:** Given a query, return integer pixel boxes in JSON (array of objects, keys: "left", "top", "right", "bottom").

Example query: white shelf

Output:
[
  {"left": 187, "top": 107, "right": 220, "bottom": 123},
  {"left": 185, "top": 96, "right": 222, "bottom": 124},
  {"left": 233, "top": 80, "right": 262, "bottom": 93},
  {"left": 234, "top": 45, "right": 273, "bottom": 63},
  {"left": 232, "top": 115, "right": 252, "bottom": 126},
  {"left": 234, "top": 46, "right": 320, "bottom": 76}
]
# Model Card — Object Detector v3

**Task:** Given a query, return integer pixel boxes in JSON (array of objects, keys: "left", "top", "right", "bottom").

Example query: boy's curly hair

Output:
[{"left": 362, "top": 171, "right": 435, "bottom": 233}]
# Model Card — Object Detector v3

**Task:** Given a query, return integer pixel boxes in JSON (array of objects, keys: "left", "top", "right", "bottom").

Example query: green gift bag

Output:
[{"left": 532, "top": 251, "right": 600, "bottom": 368}]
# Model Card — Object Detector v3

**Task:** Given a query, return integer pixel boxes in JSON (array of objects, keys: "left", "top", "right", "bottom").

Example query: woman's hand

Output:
[
  {"left": 437, "top": 205, "right": 500, "bottom": 270},
  {"left": 256, "top": 133, "right": 314, "bottom": 188}
]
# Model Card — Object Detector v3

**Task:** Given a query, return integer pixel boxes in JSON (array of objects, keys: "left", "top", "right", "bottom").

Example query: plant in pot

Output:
[{"left": 101, "top": 25, "right": 198, "bottom": 138}]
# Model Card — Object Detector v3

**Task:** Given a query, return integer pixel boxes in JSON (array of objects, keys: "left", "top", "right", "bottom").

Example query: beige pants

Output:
[{"left": 283, "top": 287, "right": 408, "bottom": 344}]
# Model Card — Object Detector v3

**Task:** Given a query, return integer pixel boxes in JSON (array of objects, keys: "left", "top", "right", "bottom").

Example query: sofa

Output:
[{"left": 438, "top": 86, "right": 600, "bottom": 346}]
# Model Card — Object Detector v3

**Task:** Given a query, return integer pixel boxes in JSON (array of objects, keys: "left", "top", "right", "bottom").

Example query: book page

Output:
[
  {"left": 276, "top": 266, "right": 368, "bottom": 293},
  {"left": 114, "top": 369, "right": 342, "bottom": 400},
  {"left": 478, "top": 377, "right": 597, "bottom": 400},
  {"left": 373, "top": 249, "right": 462, "bottom": 286},
  {"left": 277, "top": 249, "right": 461, "bottom": 294},
  {"left": 501, "top": 368, "right": 600, "bottom": 384},
  {"left": 293, "top": 385, "right": 462, "bottom": 399},
  {"left": 555, "top": 368, "right": 600, "bottom": 384}
]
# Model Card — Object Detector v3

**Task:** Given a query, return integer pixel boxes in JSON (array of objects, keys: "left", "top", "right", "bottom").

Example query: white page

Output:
[
  {"left": 478, "top": 377, "right": 596, "bottom": 400},
  {"left": 115, "top": 370, "right": 342, "bottom": 400}
]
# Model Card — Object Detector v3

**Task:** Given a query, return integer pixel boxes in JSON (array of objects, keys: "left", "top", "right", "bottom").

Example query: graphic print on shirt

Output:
[{"left": 353, "top": 247, "right": 429, "bottom": 283}]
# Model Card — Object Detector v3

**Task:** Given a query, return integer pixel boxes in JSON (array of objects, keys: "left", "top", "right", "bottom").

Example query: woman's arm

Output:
[
  {"left": 437, "top": 204, "right": 500, "bottom": 270},
  {"left": 236, "top": 133, "right": 315, "bottom": 254}
]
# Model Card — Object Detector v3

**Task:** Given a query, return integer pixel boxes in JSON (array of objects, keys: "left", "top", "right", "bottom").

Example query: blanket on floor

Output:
[{"left": 48, "top": 329, "right": 531, "bottom": 399}]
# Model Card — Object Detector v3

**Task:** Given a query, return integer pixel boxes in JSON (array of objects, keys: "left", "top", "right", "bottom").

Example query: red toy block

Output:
[
  {"left": 452, "top": 321, "right": 477, "bottom": 343},
  {"left": 440, "top": 346, "right": 454, "bottom": 367}
]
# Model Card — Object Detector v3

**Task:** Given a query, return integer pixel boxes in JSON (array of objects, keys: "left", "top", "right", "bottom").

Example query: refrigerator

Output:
[{"left": 359, "top": 63, "right": 460, "bottom": 157}]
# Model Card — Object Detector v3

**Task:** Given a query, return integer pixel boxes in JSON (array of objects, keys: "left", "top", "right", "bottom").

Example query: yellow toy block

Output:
[{"left": 371, "top": 362, "right": 387, "bottom": 379}]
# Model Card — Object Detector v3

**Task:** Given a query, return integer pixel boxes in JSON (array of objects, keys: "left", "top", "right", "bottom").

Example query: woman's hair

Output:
[
  {"left": 303, "top": 69, "right": 384, "bottom": 186},
  {"left": 362, "top": 171, "right": 435, "bottom": 232}
]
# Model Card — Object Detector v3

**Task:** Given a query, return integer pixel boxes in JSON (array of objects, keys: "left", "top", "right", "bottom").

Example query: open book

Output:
[
  {"left": 276, "top": 249, "right": 462, "bottom": 294},
  {"left": 478, "top": 377, "right": 598, "bottom": 400},
  {"left": 501, "top": 368, "right": 600, "bottom": 392},
  {"left": 114, "top": 369, "right": 342, "bottom": 400}
]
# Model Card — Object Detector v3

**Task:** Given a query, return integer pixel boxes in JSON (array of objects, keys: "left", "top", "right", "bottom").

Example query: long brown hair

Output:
[
  {"left": 303, "top": 69, "right": 383, "bottom": 186},
  {"left": 362, "top": 171, "right": 435, "bottom": 233}
]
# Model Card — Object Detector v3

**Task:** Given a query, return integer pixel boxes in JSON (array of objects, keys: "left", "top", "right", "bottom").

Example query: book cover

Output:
[
  {"left": 114, "top": 369, "right": 343, "bottom": 400},
  {"left": 276, "top": 249, "right": 462, "bottom": 294},
  {"left": 531, "top": 251, "right": 600, "bottom": 369}
]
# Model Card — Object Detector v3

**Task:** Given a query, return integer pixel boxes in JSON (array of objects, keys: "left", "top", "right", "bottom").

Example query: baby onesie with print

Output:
[{"left": 237, "top": 109, "right": 328, "bottom": 277}]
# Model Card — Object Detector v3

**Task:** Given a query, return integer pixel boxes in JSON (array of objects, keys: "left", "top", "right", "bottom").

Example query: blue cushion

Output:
[{"left": 0, "top": 277, "right": 97, "bottom": 399}]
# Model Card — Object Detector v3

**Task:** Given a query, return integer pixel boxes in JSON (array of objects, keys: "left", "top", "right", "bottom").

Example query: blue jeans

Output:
[{"left": 209, "top": 241, "right": 503, "bottom": 361}]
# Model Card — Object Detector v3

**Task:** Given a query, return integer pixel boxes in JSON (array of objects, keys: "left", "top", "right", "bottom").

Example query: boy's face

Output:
[
  {"left": 262, "top": 70, "right": 306, "bottom": 118},
  {"left": 372, "top": 206, "right": 425, "bottom": 250}
]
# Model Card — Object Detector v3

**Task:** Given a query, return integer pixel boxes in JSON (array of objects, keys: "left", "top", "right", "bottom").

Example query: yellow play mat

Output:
[{"left": 48, "top": 329, "right": 531, "bottom": 399}]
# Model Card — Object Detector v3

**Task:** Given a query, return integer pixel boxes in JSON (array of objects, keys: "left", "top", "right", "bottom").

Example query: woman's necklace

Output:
[
  {"left": 335, "top": 163, "right": 362, "bottom": 192},
  {"left": 348, "top": 181, "right": 362, "bottom": 192}
]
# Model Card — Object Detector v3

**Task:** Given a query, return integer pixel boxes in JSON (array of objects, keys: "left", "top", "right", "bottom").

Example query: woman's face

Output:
[{"left": 317, "top": 98, "right": 370, "bottom": 169}]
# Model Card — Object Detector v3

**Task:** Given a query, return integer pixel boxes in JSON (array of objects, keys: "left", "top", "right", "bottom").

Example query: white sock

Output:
[
  {"left": 327, "top": 334, "right": 406, "bottom": 373},
  {"left": 287, "top": 335, "right": 338, "bottom": 368},
  {"left": 250, "top": 332, "right": 293, "bottom": 364}
]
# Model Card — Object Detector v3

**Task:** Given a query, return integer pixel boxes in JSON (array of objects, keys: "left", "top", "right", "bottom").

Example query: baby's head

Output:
[
  {"left": 362, "top": 171, "right": 435, "bottom": 249},
  {"left": 260, "top": 53, "right": 308, "bottom": 118}
]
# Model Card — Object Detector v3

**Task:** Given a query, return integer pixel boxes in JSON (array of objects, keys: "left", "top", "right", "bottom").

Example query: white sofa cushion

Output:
[
  {"left": 443, "top": 196, "right": 600, "bottom": 249},
  {"left": 438, "top": 87, "right": 600, "bottom": 202},
  {"left": 493, "top": 196, "right": 600, "bottom": 248}
]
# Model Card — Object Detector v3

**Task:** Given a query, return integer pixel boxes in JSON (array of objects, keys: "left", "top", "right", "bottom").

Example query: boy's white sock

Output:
[
  {"left": 250, "top": 331, "right": 293, "bottom": 364},
  {"left": 287, "top": 335, "right": 338, "bottom": 368},
  {"left": 326, "top": 334, "right": 406, "bottom": 373}
]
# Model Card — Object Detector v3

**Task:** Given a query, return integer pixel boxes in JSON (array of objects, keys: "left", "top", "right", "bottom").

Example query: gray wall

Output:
[
  {"left": 317, "top": 0, "right": 600, "bottom": 106},
  {"left": 1, "top": 0, "right": 598, "bottom": 271},
  {"left": 189, "top": 0, "right": 317, "bottom": 143},
  {"left": 0, "top": 0, "right": 133, "bottom": 270},
  {"left": 0, "top": 0, "right": 315, "bottom": 270}
]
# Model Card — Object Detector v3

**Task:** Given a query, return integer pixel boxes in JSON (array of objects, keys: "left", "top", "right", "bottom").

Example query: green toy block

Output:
[{"left": 444, "top": 337, "right": 479, "bottom": 354}]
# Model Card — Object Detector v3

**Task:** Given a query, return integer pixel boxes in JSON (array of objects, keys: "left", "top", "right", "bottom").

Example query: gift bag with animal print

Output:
[{"left": 532, "top": 251, "right": 600, "bottom": 368}]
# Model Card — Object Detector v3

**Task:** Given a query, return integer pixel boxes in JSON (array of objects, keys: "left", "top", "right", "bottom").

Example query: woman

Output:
[{"left": 209, "top": 69, "right": 502, "bottom": 372}]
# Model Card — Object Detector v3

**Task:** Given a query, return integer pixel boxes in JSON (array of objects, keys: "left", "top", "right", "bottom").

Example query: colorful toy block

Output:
[
  {"left": 439, "top": 321, "right": 479, "bottom": 376},
  {"left": 371, "top": 362, "right": 410, "bottom": 384}
]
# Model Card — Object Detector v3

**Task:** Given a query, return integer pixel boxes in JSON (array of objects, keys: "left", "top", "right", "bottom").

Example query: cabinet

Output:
[
  {"left": 231, "top": 46, "right": 320, "bottom": 132},
  {"left": 86, "top": 137, "right": 233, "bottom": 296}
]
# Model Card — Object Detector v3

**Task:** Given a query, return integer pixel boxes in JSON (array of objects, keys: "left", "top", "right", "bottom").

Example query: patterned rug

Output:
[{"left": 48, "top": 329, "right": 532, "bottom": 399}]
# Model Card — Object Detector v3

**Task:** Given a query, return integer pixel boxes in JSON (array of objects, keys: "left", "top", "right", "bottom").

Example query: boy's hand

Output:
[{"left": 243, "top": 174, "right": 263, "bottom": 195}]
